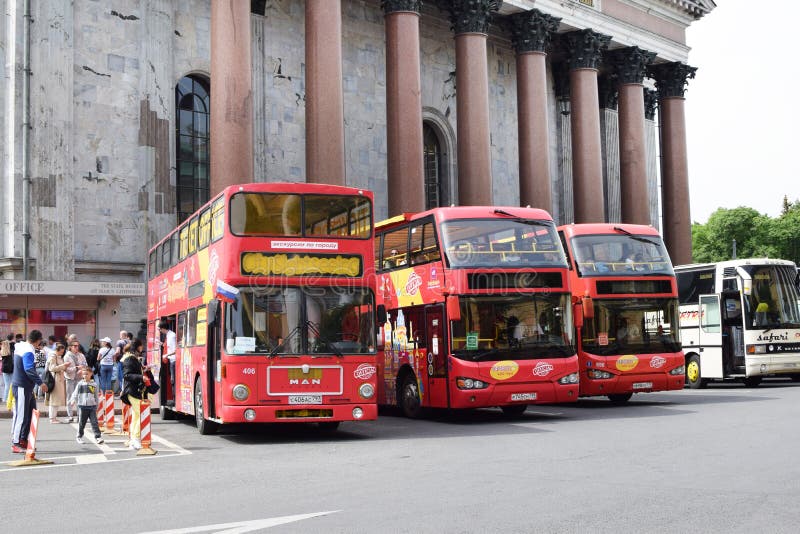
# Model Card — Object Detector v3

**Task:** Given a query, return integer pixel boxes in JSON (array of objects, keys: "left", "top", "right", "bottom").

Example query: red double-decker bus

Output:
[
  {"left": 558, "top": 223, "right": 685, "bottom": 403},
  {"left": 147, "top": 183, "right": 378, "bottom": 433},
  {"left": 374, "top": 207, "right": 579, "bottom": 418}
]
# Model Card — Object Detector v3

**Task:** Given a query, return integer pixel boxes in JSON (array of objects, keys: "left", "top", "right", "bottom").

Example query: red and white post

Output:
[
  {"left": 10, "top": 409, "right": 53, "bottom": 466},
  {"left": 104, "top": 391, "right": 115, "bottom": 433},
  {"left": 137, "top": 399, "right": 157, "bottom": 456}
]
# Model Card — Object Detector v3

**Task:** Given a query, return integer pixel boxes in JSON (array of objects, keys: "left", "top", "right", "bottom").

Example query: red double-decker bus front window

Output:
[{"left": 225, "top": 287, "right": 375, "bottom": 355}]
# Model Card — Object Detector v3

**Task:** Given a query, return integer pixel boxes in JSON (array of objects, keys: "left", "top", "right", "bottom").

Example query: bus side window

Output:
[
  {"left": 186, "top": 308, "right": 197, "bottom": 346},
  {"left": 176, "top": 312, "right": 186, "bottom": 348}
]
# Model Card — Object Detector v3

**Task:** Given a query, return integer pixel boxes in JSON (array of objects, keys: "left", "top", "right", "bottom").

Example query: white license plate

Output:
[
  {"left": 511, "top": 393, "right": 537, "bottom": 401},
  {"left": 288, "top": 395, "right": 322, "bottom": 405},
  {"left": 632, "top": 382, "right": 653, "bottom": 390}
]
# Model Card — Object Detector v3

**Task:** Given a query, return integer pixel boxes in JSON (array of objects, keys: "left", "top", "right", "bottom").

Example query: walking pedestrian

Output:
[
  {"left": 45, "top": 343, "right": 69, "bottom": 423},
  {"left": 85, "top": 339, "right": 100, "bottom": 374},
  {"left": 10, "top": 330, "right": 49, "bottom": 453},
  {"left": 114, "top": 331, "right": 127, "bottom": 397},
  {"left": 121, "top": 341, "right": 145, "bottom": 450},
  {"left": 64, "top": 342, "right": 87, "bottom": 422},
  {"left": 68, "top": 366, "right": 104, "bottom": 445},
  {"left": 1, "top": 339, "right": 12, "bottom": 404},
  {"left": 97, "top": 337, "right": 115, "bottom": 394}
]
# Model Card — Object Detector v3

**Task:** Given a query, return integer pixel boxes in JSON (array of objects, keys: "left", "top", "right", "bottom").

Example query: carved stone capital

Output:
[
  {"left": 447, "top": 0, "right": 502, "bottom": 35},
  {"left": 598, "top": 75, "right": 618, "bottom": 110},
  {"left": 510, "top": 9, "right": 561, "bottom": 54},
  {"left": 382, "top": 0, "right": 422, "bottom": 15},
  {"left": 648, "top": 62, "right": 697, "bottom": 98},
  {"left": 606, "top": 46, "right": 656, "bottom": 85},
  {"left": 562, "top": 29, "right": 611, "bottom": 71},
  {"left": 643, "top": 88, "right": 658, "bottom": 120}
]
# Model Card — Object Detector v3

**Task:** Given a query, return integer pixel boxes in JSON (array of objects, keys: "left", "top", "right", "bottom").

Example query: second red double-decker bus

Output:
[
  {"left": 558, "top": 223, "right": 685, "bottom": 403},
  {"left": 375, "top": 207, "right": 579, "bottom": 418},
  {"left": 147, "top": 183, "right": 378, "bottom": 433}
]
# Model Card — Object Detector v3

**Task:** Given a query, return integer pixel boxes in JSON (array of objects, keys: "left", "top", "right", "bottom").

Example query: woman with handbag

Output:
[
  {"left": 45, "top": 343, "right": 69, "bottom": 423},
  {"left": 1, "top": 339, "right": 12, "bottom": 404},
  {"left": 121, "top": 340, "right": 146, "bottom": 450}
]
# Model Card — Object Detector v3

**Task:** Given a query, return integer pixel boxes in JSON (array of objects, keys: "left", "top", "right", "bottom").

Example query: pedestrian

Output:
[
  {"left": 114, "top": 330, "right": 128, "bottom": 397},
  {"left": 33, "top": 343, "right": 47, "bottom": 399},
  {"left": 1, "top": 339, "right": 12, "bottom": 404},
  {"left": 121, "top": 341, "right": 145, "bottom": 450},
  {"left": 64, "top": 341, "right": 87, "bottom": 423},
  {"left": 85, "top": 338, "right": 100, "bottom": 374},
  {"left": 97, "top": 337, "right": 115, "bottom": 394},
  {"left": 68, "top": 366, "right": 104, "bottom": 445},
  {"left": 10, "top": 330, "right": 49, "bottom": 453},
  {"left": 159, "top": 321, "right": 177, "bottom": 405},
  {"left": 45, "top": 343, "right": 70, "bottom": 423}
]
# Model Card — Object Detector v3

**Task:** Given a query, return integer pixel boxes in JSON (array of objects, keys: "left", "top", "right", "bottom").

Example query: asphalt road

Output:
[{"left": 3, "top": 380, "right": 800, "bottom": 533}]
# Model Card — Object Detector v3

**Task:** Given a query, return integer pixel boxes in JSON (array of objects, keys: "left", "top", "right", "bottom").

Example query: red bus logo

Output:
[
  {"left": 532, "top": 362, "right": 554, "bottom": 376},
  {"left": 405, "top": 272, "right": 423, "bottom": 296},
  {"left": 354, "top": 363, "right": 377, "bottom": 380},
  {"left": 649, "top": 356, "right": 666, "bottom": 369}
]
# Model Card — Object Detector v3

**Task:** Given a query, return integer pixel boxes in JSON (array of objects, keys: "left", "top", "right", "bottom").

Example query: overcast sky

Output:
[{"left": 685, "top": 0, "right": 799, "bottom": 224}]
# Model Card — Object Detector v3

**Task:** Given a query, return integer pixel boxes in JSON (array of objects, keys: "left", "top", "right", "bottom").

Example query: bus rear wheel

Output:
[
  {"left": 686, "top": 355, "right": 707, "bottom": 389},
  {"left": 194, "top": 377, "right": 218, "bottom": 435},
  {"left": 743, "top": 376, "right": 762, "bottom": 388},
  {"left": 501, "top": 404, "right": 528, "bottom": 417},
  {"left": 399, "top": 374, "right": 422, "bottom": 419},
  {"left": 608, "top": 393, "right": 633, "bottom": 404}
]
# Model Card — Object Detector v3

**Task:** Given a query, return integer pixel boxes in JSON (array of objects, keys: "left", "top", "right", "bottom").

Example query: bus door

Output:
[
  {"left": 699, "top": 295, "right": 724, "bottom": 378},
  {"left": 425, "top": 305, "right": 448, "bottom": 407},
  {"left": 206, "top": 300, "right": 222, "bottom": 418}
]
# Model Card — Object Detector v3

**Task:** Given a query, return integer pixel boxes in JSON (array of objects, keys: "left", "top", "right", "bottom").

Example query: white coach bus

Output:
[{"left": 675, "top": 259, "right": 800, "bottom": 388}]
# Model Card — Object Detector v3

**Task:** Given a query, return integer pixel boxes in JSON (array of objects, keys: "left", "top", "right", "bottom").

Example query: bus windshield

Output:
[
  {"left": 570, "top": 234, "right": 673, "bottom": 276},
  {"left": 450, "top": 294, "right": 574, "bottom": 361},
  {"left": 440, "top": 219, "right": 566, "bottom": 268},
  {"left": 225, "top": 287, "right": 375, "bottom": 354},
  {"left": 581, "top": 298, "right": 682, "bottom": 356},
  {"left": 742, "top": 265, "right": 800, "bottom": 329},
  {"left": 229, "top": 193, "right": 371, "bottom": 238}
]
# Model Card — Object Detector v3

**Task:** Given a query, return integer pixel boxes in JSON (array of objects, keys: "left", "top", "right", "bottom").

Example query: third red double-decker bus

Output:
[
  {"left": 147, "top": 182, "right": 378, "bottom": 433},
  {"left": 375, "top": 207, "right": 579, "bottom": 418},
  {"left": 558, "top": 223, "right": 685, "bottom": 403}
]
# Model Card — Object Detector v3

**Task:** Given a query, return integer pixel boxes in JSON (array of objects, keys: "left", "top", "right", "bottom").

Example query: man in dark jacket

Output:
[{"left": 11, "top": 330, "right": 48, "bottom": 453}]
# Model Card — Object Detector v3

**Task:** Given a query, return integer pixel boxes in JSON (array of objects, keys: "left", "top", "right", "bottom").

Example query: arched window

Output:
[
  {"left": 423, "top": 123, "right": 442, "bottom": 210},
  {"left": 175, "top": 75, "right": 210, "bottom": 223}
]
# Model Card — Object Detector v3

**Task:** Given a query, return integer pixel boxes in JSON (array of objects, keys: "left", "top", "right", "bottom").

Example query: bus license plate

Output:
[
  {"left": 288, "top": 395, "right": 322, "bottom": 405},
  {"left": 632, "top": 382, "right": 653, "bottom": 390},
  {"left": 511, "top": 393, "right": 537, "bottom": 401}
]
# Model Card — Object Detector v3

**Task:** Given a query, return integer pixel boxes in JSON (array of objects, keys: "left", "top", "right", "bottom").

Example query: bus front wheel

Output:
[
  {"left": 160, "top": 405, "right": 176, "bottom": 421},
  {"left": 686, "top": 355, "right": 707, "bottom": 389},
  {"left": 743, "top": 376, "right": 762, "bottom": 388},
  {"left": 194, "top": 377, "right": 218, "bottom": 435},
  {"left": 608, "top": 393, "right": 633, "bottom": 404},
  {"left": 399, "top": 374, "right": 422, "bottom": 419}
]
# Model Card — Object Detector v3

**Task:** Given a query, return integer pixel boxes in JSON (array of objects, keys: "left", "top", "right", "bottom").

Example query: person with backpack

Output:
[{"left": 11, "top": 330, "right": 49, "bottom": 453}]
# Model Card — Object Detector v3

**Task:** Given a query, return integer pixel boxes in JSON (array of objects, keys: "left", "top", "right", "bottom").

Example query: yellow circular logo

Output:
[
  {"left": 616, "top": 355, "right": 639, "bottom": 372},
  {"left": 490, "top": 360, "right": 519, "bottom": 381}
]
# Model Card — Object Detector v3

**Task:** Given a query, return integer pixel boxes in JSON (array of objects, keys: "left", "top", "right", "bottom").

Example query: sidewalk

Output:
[{"left": 0, "top": 397, "right": 126, "bottom": 419}]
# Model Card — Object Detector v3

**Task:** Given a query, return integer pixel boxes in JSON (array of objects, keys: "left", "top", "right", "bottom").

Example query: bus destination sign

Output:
[{"left": 241, "top": 252, "right": 363, "bottom": 277}]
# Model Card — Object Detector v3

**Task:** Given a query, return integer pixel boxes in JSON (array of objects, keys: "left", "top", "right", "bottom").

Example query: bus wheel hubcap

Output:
[{"left": 688, "top": 362, "right": 699, "bottom": 382}]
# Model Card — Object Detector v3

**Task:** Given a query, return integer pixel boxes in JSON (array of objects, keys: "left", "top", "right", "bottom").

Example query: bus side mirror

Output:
[
  {"left": 377, "top": 304, "right": 387, "bottom": 325},
  {"left": 573, "top": 301, "right": 584, "bottom": 330},
  {"left": 446, "top": 296, "right": 461, "bottom": 322},
  {"left": 582, "top": 295, "right": 594, "bottom": 320},
  {"left": 207, "top": 299, "right": 220, "bottom": 326}
]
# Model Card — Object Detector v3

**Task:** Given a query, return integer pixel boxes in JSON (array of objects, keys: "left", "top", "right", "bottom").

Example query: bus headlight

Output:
[
  {"left": 359, "top": 383, "right": 375, "bottom": 399},
  {"left": 232, "top": 384, "right": 250, "bottom": 401},
  {"left": 558, "top": 373, "right": 579, "bottom": 384},
  {"left": 669, "top": 365, "right": 685, "bottom": 375},
  {"left": 747, "top": 345, "right": 767, "bottom": 354},
  {"left": 456, "top": 377, "right": 489, "bottom": 390},
  {"left": 587, "top": 369, "right": 612, "bottom": 379}
]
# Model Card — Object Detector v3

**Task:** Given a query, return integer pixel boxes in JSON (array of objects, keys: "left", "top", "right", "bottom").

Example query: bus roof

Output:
[
  {"left": 376, "top": 205, "right": 553, "bottom": 230},
  {"left": 674, "top": 258, "right": 798, "bottom": 271},
  {"left": 558, "top": 223, "right": 660, "bottom": 237}
]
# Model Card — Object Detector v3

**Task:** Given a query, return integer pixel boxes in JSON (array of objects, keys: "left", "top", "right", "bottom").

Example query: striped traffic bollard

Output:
[
  {"left": 137, "top": 399, "right": 157, "bottom": 456},
  {"left": 96, "top": 394, "right": 105, "bottom": 427},
  {"left": 104, "top": 391, "right": 115, "bottom": 433},
  {"left": 122, "top": 403, "right": 131, "bottom": 434},
  {"left": 9, "top": 409, "right": 53, "bottom": 467}
]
